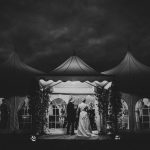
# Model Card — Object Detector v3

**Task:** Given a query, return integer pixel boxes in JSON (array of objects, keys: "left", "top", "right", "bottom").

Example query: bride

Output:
[{"left": 77, "top": 98, "right": 96, "bottom": 137}]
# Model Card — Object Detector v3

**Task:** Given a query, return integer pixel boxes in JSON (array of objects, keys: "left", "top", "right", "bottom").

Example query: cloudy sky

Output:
[{"left": 0, "top": 0, "right": 150, "bottom": 72}]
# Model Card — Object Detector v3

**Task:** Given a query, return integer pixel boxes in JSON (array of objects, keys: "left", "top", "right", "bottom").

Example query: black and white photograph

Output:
[{"left": 0, "top": 0, "right": 150, "bottom": 149}]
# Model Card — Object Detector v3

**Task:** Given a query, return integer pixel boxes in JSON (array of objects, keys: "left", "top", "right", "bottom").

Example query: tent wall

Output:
[
  {"left": 102, "top": 51, "right": 150, "bottom": 95},
  {"left": 121, "top": 92, "right": 140, "bottom": 131},
  {"left": 6, "top": 96, "right": 26, "bottom": 133}
]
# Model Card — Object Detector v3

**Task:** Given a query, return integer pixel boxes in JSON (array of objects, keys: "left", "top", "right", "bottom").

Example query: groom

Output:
[{"left": 66, "top": 97, "right": 76, "bottom": 135}]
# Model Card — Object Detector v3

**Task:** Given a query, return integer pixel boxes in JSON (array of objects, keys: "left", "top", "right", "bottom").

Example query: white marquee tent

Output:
[
  {"left": 0, "top": 52, "right": 44, "bottom": 133},
  {"left": 102, "top": 51, "right": 150, "bottom": 95},
  {"left": 102, "top": 50, "right": 150, "bottom": 131}
]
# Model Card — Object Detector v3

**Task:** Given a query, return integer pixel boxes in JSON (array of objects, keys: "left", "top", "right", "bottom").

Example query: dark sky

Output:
[{"left": 0, "top": 0, "right": 150, "bottom": 72}]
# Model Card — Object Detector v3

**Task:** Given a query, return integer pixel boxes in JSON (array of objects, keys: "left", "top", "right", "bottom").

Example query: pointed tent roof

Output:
[
  {"left": 0, "top": 52, "right": 44, "bottom": 96},
  {"left": 0, "top": 52, "right": 44, "bottom": 76},
  {"left": 51, "top": 55, "right": 98, "bottom": 75},
  {"left": 44, "top": 55, "right": 112, "bottom": 82},
  {"left": 102, "top": 51, "right": 150, "bottom": 76},
  {"left": 102, "top": 51, "right": 150, "bottom": 95}
]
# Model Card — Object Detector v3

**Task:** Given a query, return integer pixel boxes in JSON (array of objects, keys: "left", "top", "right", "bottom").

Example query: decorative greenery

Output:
[
  {"left": 96, "top": 83, "right": 122, "bottom": 135},
  {"left": 96, "top": 87, "right": 109, "bottom": 134},
  {"left": 30, "top": 87, "right": 50, "bottom": 135},
  {"left": 30, "top": 81, "right": 121, "bottom": 136},
  {"left": 108, "top": 83, "right": 122, "bottom": 134}
]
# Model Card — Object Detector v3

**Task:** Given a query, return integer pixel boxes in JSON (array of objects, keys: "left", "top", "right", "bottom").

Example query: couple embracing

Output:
[{"left": 67, "top": 97, "right": 96, "bottom": 137}]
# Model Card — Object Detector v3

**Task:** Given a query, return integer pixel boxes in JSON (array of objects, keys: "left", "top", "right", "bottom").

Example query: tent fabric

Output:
[
  {"left": 102, "top": 51, "right": 150, "bottom": 94},
  {"left": 39, "top": 55, "right": 113, "bottom": 82},
  {"left": 121, "top": 92, "right": 139, "bottom": 130},
  {"left": 7, "top": 96, "right": 25, "bottom": 133},
  {"left": 0, "top": 52, "right": 44, "bottom": 76},
  {"left": 50, "top": 55, "right": 99, "bottom": 75},
  {"left": 102, "top": 51, "right": 150, "bottom": 76},
  {"left": 0, "top": 52, "right": 45, "bottom": 96},
  {"left": 41, "top": 75, "right": 112, "bottom": 82}
]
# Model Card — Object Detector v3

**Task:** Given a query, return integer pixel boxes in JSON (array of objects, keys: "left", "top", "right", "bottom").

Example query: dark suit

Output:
[
  {"left": 88, "top": 109, "right": 95, "bottom": 130},
  {"left": 66, "top": 101, "right": 76, "bottom": 135}
]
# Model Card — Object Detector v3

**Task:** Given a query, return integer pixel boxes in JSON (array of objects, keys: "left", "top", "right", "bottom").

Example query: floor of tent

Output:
[
  {"left": 40, "top": 128, "right": 98, "bottom": 135},
  {"left": 38, "top": 129, "right": 110, "bottom": 140}
]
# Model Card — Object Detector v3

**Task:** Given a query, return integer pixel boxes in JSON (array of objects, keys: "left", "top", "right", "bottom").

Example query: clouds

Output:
[
  {"left": 0, "top": 0, "right": 150, "bottom": 72},
  {"left": 49, "top": 27, "right": 69, "bottom": 39},
  {"left": 88, "top": 35, "right": 116, "bottom": 45}
]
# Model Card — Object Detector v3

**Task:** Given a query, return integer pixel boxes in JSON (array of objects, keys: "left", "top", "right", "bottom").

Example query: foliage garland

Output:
[
  {"left": 97, "top": 87, "right": 109, "bottom": 134},
  {"left": 30, "top": 87, "right": 50, "bottom": 135},
  {"left": 108, "top": 83, "right": 122, "bottom": 134},
  {"left": 96, "top": 83, "right": 122, "bottom": 135}
]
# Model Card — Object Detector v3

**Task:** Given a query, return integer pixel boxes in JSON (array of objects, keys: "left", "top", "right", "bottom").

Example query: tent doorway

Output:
[
  {"left": 47, "top": 94, "right": 99, "bottom": 135},
  {"left": 39, "top": 79, "right": 112, "bottom": 135}
]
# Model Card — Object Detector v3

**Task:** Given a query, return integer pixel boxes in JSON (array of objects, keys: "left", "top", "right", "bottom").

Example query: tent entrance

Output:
[
  {"left": 47, "top": 94, "right": 98, "bottom": 134},
  {"left": 39, "top": 79, "right": 112, "bottom": 135},
  {"left": 45, "top": 80, "right": 104, "bottom": 134}
]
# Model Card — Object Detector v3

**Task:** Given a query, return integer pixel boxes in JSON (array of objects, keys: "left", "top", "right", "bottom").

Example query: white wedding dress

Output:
[{"left": 77, "top": 102, "right": 96, "bottom": 137}]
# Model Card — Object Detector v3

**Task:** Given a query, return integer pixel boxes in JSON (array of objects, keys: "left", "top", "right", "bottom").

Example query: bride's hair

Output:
[{"left": 82, "top": 98, "right": 86, "bottom": 103}]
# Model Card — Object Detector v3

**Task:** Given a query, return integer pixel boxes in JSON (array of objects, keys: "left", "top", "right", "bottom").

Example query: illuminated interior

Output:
[
  {"left": 39, "top": 79, "right": 112, "bottom": 95},
  {"left": 53, "top": 81, "right": 95, "bottom": 94},
  {"left": 39, "top": 79, "right": 112, "bottom": 132}
]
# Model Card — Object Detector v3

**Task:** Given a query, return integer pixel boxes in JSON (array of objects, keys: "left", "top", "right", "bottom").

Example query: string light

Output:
[{"left": 30, "top": 135, "right": 37, "bottom": 142}]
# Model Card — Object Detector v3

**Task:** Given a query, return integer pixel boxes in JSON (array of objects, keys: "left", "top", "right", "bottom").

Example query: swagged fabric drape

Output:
[
  {"left": 7, "top": 96, "right": 26, "bottom": 133},
  {"left": 121, "top": 92, "right": 139, "bottom": 131}
]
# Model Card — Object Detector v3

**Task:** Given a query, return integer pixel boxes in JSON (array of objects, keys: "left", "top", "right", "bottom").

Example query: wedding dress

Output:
[{"left": 77, "top": 102, "right": 96, "bottom": 137}]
